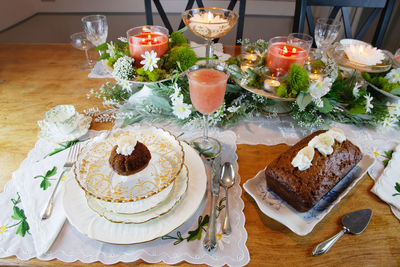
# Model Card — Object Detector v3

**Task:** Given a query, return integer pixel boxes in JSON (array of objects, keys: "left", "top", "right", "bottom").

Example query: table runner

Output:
[{"left": 0, "top": 129, "right": 249, "bottom": 266}]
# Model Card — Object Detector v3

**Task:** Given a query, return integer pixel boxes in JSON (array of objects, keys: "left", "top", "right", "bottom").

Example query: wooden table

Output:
[{"left": 0, "top": 44, "right": 399, "bottom": 266}]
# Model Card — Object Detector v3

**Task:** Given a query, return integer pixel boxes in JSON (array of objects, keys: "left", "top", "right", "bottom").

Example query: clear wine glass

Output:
[
  {"left": 81, "top": 15, "right": 108, "bottom": 51},
  {"left": 187, "top": 63, "right": 229, "bottom": 159},
  {"left": 182, "top": 8, "right": 238, "bottom": 64},
  {"left": 314, "top": 18, "right": 340, "bottom": 51},
  {"left": 70, "top": 32, "right": 95, "bottom": 70}
]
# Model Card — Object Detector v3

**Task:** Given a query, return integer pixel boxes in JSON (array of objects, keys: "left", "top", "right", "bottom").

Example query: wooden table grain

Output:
[{"left": 0, "top": 44, "right": 399, "bottom": 267}]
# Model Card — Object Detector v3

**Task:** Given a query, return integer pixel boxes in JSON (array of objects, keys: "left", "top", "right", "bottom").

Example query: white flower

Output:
[
  {"left": 172, "top": 95, "right": 192, "bottom": 119},
  {"left": 117, "top": 37, "right": 128, "bottom": 43},
  {"left": 308, "top": 77, "right": 332, "bottom": 107},
  {"left": 382, "top": 116, "right": 397, "bottom": 128},
  {"left": 140, "top": 50, "right": 160, "bottom": 72},
  {"left": 106, "top": 41, "right": 116, "bottom": 58},
  {"left": 385, "top": 68, "right": 400, "bottom": 84},
  {"left": 364, "top": 94, "right": 374, "bottom": 113},
  {"left": 112, "top": 56, "right": 135, "bottom": 80},
  {"left": 388, "top": 103, "right": 400, "bottom": 117},
  {"left": 170, "top": 83, "right": 182, "bottom": 103},
  {"left": 353, "top": 83, "right": 361, "bottom": 98}
]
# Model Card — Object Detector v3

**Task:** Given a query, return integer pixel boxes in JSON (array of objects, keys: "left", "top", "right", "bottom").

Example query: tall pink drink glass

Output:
[{"left": 187, "top": 65, "right": 229, "bottom": 158}]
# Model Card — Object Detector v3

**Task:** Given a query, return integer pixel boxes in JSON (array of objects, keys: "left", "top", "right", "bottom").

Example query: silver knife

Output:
[{"left": 203, "top": 156, "right": 221, "bottom": 253}]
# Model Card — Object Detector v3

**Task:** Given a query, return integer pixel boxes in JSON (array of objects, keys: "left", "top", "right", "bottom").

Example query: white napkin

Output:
[
  {"left": 190, "top": 41, "right": 231, "bottom": 62},
  {"left": 371, "top": 143, "right": 400, "bottom": 219},
  {"left": 13, "top": 146, "right": 69, "bottom": 256}
]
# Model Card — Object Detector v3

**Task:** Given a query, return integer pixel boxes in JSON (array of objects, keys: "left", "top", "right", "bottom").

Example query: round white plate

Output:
[
  {"left": 86, "top": 165, "right": 188, "bottom": 223},
  {"left": 63, "top": 142, "right": 207, "bottom": 244}
]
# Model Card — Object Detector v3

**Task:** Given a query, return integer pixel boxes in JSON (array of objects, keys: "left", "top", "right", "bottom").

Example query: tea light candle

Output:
[
  {"left": 267, "top": 42, "right": 308, "bottom": 75},
  {"left": 309, "top": 73, "right": 324, "bottom": 82},
  {"left": 127, "top": 26, "right": 169, "bottom": 67},
  {"left": 239, "top": 52, "right": 262, "bottom": 73},
  {"left": 264, "top": 79, "right": 280, "bottom": 92}
]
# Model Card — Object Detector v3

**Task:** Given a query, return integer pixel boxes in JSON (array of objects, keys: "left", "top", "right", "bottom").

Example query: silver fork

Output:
[{"left": 41, "top": 142, "right": 81, "bottom": 220}]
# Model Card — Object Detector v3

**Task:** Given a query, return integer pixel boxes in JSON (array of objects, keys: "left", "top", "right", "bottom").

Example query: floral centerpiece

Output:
[{"left": 85, "top": 38, "right": 400, "bottom": 131}]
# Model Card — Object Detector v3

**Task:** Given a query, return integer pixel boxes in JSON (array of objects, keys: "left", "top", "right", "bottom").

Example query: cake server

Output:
[
  {"left": 203, "top": 156, "right": 221, "bottom": 253},
  {"left": 313, "top": 209, "right": 372, "bottom": 256}
]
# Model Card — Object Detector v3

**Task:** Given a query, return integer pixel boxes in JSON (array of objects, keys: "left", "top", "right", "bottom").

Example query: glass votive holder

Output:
[
  {"left": 126, "top": 25, "right": 169, "bottom": 67},
  {"left": 266, "top": 36, "right": 309, "bottom": 76},
  {"left": 263, "top": 70, "right": 287, "bottom": 92},
  {"left": 239, "top": 52, "right": 263, "bottom": 72},
  {"left": 394, "top": 48, "right": 400, "bottom": 67}
]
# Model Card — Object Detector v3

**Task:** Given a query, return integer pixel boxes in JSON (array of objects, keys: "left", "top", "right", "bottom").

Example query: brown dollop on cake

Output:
[
  {"left": 265, "top": 130, "right": 362, "bottom": 212},
  {"left": 109, "top": 141, "right": 151, "bottom": 176}
]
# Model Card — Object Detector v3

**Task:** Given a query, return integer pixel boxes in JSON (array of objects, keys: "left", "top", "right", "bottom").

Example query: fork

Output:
[{"left": 41, "top": 142, "right": 81, "bottom": 220}]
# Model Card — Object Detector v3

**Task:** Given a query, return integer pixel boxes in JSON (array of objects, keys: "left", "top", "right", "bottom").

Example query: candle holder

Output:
[
  {"left": 238, "top": 52, "right": 263, "bottom": 72},
  {"left": 263, "top": 70, "right": 287, "bottom": 92},
  {"left": 266, "top": 36, "right": 309, "bottom": 76},
  {"left": 182, "top": 8, "right": 238, "bottom": 63},
  {"left": 127, "top": 25, "right": 169, "bottom": 67}
]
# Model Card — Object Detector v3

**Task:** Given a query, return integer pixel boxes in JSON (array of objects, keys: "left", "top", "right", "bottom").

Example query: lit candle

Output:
[
  {"left": 188, "top": 12, "right": 230, "bottom": 39},
  {"left": 127, "top": 26, "right": 169, "bottom": 67},
  {"left": 309, "top": 73, "right": 324, "bottom": 82},
  {"left": 267, "top": 43, "right": 307, "bottom": 75},
  {"left": 264, "top": 79, "right": 280, "bottom": 92}
]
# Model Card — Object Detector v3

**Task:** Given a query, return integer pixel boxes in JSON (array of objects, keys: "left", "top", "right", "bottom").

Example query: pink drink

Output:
[{"left": 188, "top": 68, "right": 229, "bottom": 114}]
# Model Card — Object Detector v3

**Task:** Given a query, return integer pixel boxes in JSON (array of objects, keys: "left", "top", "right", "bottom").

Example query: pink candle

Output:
[
  {"left": 187, "top": 68, "right": 228, "bottom": 114},
  {"left": 267, "top": 42, "right": 308, "bottom": 75},
  {"left": 127, "top": 26, "right": 169, "bottom": 67}
]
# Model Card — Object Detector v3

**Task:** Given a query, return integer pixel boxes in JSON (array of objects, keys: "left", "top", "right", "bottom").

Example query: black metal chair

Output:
[
  {"left": 144, "top": 0, "right": 247, "bottom": 45},
  {"left": 292, "top": 0, "right": 395, "bottom": 48}
]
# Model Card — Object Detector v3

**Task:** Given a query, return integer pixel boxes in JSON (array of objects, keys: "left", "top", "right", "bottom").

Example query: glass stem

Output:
[
  {"left": 84, "top": 49, "right": 91, "bottom": 65},
  {"left": 203, "top": 114, "right": 209, "bottom": 142},
  {"left": 205, "top": 39, "right": 213, "bottom": 66}
]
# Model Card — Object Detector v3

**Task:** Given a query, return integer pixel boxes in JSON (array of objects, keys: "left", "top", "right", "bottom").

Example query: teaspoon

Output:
[{"left": 219, "top": 162, "right": 235, "bottom": 235}]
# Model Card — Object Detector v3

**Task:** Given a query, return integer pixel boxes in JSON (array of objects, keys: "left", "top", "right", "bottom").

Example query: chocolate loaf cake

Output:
[{"left": 265, "top": 130, "right": 362, "bottom": 212}]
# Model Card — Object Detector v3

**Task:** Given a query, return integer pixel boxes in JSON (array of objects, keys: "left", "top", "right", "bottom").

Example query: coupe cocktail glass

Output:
[
  {"left": 187, "top": 64, "right": 229, "bottom": 158},
  {"left": 70, "top": 32, "right": 95, "bottom": 70},
  {"left": 182, "top": 8, "right": 238, "bottom": 63}
]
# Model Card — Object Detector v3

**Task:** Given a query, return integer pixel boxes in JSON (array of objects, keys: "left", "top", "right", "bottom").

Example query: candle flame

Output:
[
  {"left": 147, "top": 34, "right": 151, "bottom": 39},
  {"left": 283, "top": 46, "right": 288, "bottom": 54},
  {"left": 292, "top": 48, "right": 296, "bottom": 53},
  {"left": 142, "top": 38, "right": 145, "bottom": 42},
  {"left": 360, "top": 46, "right": 364, "bottom": 54},
  {"left": 207, "top": 12, "right": 213, "bottom": 23},
  {"left": 154, "top": 37, "right": 158, "bottom": 42}
]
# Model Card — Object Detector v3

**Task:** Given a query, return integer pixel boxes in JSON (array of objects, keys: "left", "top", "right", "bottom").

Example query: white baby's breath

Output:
[
  {"left": 112, "top": 56, "right": 135, "bottom": 80},
  {"left": 140, "top": 50, "right": 160, "bottom": 72}
]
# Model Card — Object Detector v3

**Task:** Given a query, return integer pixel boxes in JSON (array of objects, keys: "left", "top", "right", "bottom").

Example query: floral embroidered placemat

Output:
[{"left": 0, "top": 130, "right": 249, "bottom": 266}]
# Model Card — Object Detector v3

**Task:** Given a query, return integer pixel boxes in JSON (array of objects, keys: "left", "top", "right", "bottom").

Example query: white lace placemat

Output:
[{"left": 0, "top": 129, "right": 249, "bottom": 266}]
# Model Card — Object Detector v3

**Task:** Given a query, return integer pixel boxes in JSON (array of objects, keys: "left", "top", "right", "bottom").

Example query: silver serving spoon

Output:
[{"left": 219, "top": 162, "right": 235, "bottom": 235}]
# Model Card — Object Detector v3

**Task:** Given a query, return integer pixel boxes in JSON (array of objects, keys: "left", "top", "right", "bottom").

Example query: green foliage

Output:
[
  {"left": 227, "top": 56, "right": 239, "bottom": 66},
  {"left": 287, "top": 64, "right": 309, "bottom": 96},
  {"left": 193, "top": 142, "right": 215, "bottom": 158},
  {"left": 383, "top": 149, "right": 394, "bottom": 167},
  {"left": 34, "top": 166, "right": 57, "bottom": 190},
  {"left": 164, "top": 46, "right": 197, "bottom": 71},
  {"left": 362, "top": 71, "right": 400, "bottom": 93},
  {"left": 276, "top": 83, "right": 288, "bottom": 97},
  {"left": 96, "top": 40, "right": 130, "bottom": 67},
  {"left": 169, "top": 31, "right": 188, "bottom": 49},
  {"left": 136, "top": 67, "right": 167, "bottom": 82}
]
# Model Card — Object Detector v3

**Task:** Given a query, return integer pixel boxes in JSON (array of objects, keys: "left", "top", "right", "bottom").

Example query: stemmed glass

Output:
[
  {"left": 314, "top": 18, "right": 341, "bottom": 51},
  {"left": 187, "top": 64, "right": 229, "bottom": 158},
  {"left": 182, "top": 8, "right": 238, "bottom": 63},
  {"left": 70, "top": 32, "right": 95, "bottom": 70},
  {"left": 81, "top": 15, "right": 108, "bottom": 52}
]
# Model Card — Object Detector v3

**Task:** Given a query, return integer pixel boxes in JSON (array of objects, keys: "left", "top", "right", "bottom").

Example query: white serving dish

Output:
[{"left": 243, "top": 154, "right": 375, "bottom": 236}]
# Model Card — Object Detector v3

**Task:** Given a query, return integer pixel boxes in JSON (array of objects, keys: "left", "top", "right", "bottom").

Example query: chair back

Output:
[
  {"left": 144, "top": 0, "right": 247, "bottom": 45},
  {"left": 293, "top": 0, "right": 395, "bottom": 48}
]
